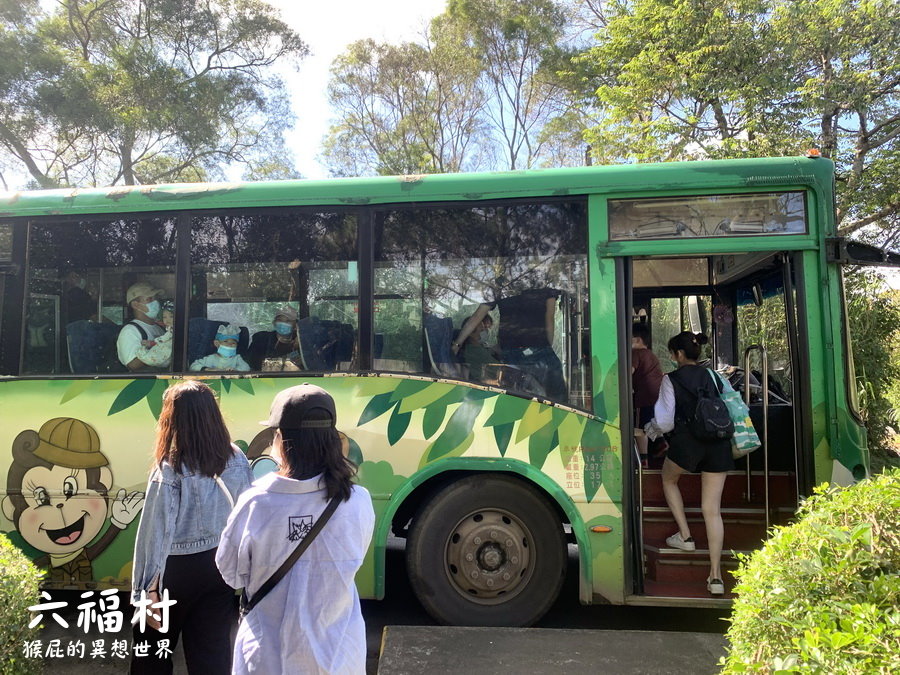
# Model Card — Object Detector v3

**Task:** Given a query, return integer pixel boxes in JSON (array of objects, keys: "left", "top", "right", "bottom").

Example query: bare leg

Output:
[
  {"left": 661, "top": 458, "right": 690, "bottom": 539},
  {"left": 700, "top": 471, "right": 728, "bottom": 581}
]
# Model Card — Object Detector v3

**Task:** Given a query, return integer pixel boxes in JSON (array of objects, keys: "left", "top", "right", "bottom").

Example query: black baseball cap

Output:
[{"left": 260, "top": 384, "right": 336, "bottom": 429}]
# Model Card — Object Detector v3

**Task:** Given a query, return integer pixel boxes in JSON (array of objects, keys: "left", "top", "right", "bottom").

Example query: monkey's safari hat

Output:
[{"left": 34, "top": 418, "right": 109, "bottom": 469}]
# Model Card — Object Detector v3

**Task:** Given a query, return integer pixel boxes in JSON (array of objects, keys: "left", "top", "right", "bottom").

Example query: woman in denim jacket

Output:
[{"left": 131, "top": 381, "right": 252, "bottom": 674}]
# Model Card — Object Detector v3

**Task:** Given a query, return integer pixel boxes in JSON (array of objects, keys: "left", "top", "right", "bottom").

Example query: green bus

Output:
[{"left": 0, "top": 155, "right": 872, "bottom": 625}]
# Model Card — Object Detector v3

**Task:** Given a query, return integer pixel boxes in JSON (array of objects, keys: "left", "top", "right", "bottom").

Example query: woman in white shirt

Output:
[
  {"left": 644, "top": 331, "right": 734, "bottom": 596},
  {"left": 216, "top": 384, "right": 375, "bottom": 674}
]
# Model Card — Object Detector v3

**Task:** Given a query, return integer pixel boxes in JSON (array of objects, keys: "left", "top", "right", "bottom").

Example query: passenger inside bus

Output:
[
  {"left": 246, "top": 307, "right": 301, "bottom": 371},
  {"left": 453, "top": 286, "right": 565, "bottom": 401},
  {"left": 457, "top": 313, "right": 499, "bottom": 384},
  {"left": 132, "top": 301, "right": 175, "bottom": 369},
  {"left": 190, "top": 323, "right": 251, "bottom": 372},
  {"left": 632, "top": 322, "right": 663, "bottom": 468},
  {"left": 117, "top": 282, "right": 170, "bottom": 371}
]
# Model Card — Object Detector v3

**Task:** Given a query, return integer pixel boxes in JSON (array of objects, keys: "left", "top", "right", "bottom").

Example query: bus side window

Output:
[
  {"left": 375, "top": 201, "right": 592, "bottom": 411},
  {"left": 23, "top": 218, "right": 177, "bottom": 375},
  {"left": 188, "top": 210, "right": 358, "bottom": 374}
]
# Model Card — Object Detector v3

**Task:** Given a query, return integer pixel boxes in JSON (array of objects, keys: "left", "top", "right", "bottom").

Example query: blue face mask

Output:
[
  {"left": 217, "top": 345, "right": 237, "bottom": 358},
  {"left": 144, "top": 300, "right": 161, "bottom": 319},
  {"left": 274, "top": 321, "right": 293, "bottom": 336}
]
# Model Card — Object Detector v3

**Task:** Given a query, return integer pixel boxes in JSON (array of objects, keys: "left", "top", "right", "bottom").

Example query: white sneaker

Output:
[
  {"left": 707, "top": 578, "right": 725, "bottom": 595},
  {"left": 666, "top": 532, "right": 696, "bottom": 551}
]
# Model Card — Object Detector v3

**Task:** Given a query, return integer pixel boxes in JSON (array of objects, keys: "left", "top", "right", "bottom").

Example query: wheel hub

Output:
[{"left": 444, "top": 509, "right": 533, "bottom": 603}]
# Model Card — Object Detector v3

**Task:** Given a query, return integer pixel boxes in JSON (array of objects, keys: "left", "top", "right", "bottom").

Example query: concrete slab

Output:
[{"left": 377, "top": 626, "right": 727, "bottom": 675}]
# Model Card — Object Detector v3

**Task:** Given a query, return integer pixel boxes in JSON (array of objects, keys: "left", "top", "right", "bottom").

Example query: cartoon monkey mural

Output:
[{"left": 1, "top": 417, "right": 145, "bottom": 585}]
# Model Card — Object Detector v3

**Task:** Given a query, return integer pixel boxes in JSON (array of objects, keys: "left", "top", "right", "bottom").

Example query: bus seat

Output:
[
  {"left": 424, "top": 313, "right": 461, "bottom": 379},
  {"left": 319, "top": 319, "right": 355, "bottom": 363},
  {"left": 297, "top": 316, "right": 334, "bottom": 371},
  {"left": 66, "top": 320, "right": 121, "bottom": 374},
  {"left": 188, "top": 318, "right": 249, "bottom": 365}
]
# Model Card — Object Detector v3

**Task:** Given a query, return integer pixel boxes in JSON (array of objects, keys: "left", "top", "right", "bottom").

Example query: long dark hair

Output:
[
  {"left": 277, "top": 408, "right": 355, "bottom": 502},
  {"left": 154, "top": 381, "right": 232, "bottom": 476},
  {"left": 667, "top": 331, "right": 709, "bottom": 361}
]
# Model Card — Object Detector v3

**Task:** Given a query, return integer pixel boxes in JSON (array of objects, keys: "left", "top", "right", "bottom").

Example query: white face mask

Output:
[{"left": 143, "top": 300, "right": 161, "bottom": 319}]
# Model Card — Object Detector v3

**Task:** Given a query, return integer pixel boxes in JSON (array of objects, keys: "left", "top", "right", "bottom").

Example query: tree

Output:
[
  {"left": 569, "top": 0, "right": 900, "bottom": 240},
  {"left": 323, "top": 0, "right": 572, "bottom": 176},
  {"left": 444, "top": 0, "right": 570, "bottom": 170},
  {"left": 0, "top": 0, "right": 308, "bottom": 188},
  {"left": 565, "top": 0, "right": 900, "bottom": 462},
  {"left": 323, "top": 33, "right": 490, "bottom": 176}
]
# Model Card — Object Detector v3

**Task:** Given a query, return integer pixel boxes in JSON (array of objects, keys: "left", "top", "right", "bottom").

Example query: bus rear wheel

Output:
[{"left": 406, "top": 474, "right": 566, "bottom": 627}]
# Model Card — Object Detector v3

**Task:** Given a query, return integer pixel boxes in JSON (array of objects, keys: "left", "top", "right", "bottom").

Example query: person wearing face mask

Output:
[
  {"left": 117, "top": 282, "right": 169, "bottom": 371},
  {"left": 190, "top": 324, "right": 251, "bottom": 372},
  {"left": 246, "top": 307, "right": 301, "bottom": 371}
]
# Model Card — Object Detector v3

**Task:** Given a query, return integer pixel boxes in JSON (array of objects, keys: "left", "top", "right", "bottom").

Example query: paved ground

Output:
[
  {"left": 377, "top": 626, "right": 727, "bottom": 675},
  {"left": 29, "top": 544, "right": 730, "bottom": 673}
]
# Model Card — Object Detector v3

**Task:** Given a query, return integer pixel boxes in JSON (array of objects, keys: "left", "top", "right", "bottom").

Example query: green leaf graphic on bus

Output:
[
  {"left": 346, "top": 436, "right": 364, "bottom": 466},
  {"left": 592, "top": 360, "right": 619, "bottom": 424},
  {"left": 146, "top": 379, "right": 168, "bottom": 420},
  {"left": 422, "top": 397, "right": 485, "bottom": 465},
  {"left": 581, "top": 420, "right": 611, "bottom": 503},
  {"left": 108, "top": 379, "right": 157, "bottom": 416},
  {"left": 231, "top": 378, "right": 255, "bottom": 395},
  {"left": 387, "top": 401, "right": 412, "bottom": 445},
  {"left": 493, "top": 422, "right": 514, "bottom": 456},
  {"left": 357, "top": 392, "right": 395, "bottom": 426},
  {"left": 387, "top": 378, "right": 432, "bottom": 404},
  {"left": 60, "top": 379, "right": 92, "bottom": 404}
]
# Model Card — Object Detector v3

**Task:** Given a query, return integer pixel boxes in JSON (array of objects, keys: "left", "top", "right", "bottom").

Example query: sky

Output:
[{"left": 261, "top": 0, "right": 449, "bottom": 180}]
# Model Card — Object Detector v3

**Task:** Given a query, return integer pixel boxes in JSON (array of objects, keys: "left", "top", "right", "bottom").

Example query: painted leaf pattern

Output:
[
  {"left": 387, "top": 401, "right": 412, "bottom": 445},
  {"left": 108, "top": 379, "right": 157, "bottom": 415}
]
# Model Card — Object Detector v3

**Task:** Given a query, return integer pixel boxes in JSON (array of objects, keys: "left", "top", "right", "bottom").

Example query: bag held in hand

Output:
[
  {"left": 670, "top": 368, "right": 735, "bottom": 442},
  {"left": 713, "top": 373, "right": 762, "bottom": 459}
]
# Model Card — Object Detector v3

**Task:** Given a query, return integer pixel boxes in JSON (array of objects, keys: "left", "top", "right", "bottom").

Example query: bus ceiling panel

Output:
[
  {"left": 632, "top": 258, "right": 709, "bottom": 289},
  {"left": 826, "top": 237, "right": 900, "bottom": 268}
]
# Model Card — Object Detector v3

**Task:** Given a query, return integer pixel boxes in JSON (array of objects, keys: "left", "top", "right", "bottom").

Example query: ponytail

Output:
[{"left": 667, "top": 331, "right": 708, "bottom": 361}]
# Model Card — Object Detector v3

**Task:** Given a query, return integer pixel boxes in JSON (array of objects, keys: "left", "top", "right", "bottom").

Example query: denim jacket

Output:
[{"left": 131, "top": 446, "right": 252, "bottom": 602}]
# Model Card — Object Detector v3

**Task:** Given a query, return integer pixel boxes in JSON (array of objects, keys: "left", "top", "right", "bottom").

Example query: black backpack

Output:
[{"left": 669, "top": 368, "right": 734, "bottom": 442}]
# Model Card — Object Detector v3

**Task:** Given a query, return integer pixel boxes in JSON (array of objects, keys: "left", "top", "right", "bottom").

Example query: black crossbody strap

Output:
[{"left": 240, "top": 494, "right": 341, "bottom": 617}]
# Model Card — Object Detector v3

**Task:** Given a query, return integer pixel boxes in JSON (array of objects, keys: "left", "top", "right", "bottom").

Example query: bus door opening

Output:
[{"left": 625, "top": 253, "right": 804, "bottom": 598}]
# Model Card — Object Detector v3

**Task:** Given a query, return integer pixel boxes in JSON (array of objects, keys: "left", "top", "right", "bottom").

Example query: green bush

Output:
[
  {"left": 0, "top": 533, "right": 43, "bottom": 674},
  {"left": 845, "top": 270, "right": 900, "bottom": 471},
  {"left": 723, "top": 469, "right": 900, "bottom": 673}
]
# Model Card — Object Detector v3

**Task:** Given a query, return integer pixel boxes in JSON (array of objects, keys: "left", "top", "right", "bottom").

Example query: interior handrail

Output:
[{"left": 743, "top": 345, "right": 770, "bottom": 531}]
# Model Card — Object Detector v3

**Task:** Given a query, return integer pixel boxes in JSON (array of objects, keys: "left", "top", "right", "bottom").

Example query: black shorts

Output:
[{"left": 666, "top": 429, "right": 734, "bottom": 473}]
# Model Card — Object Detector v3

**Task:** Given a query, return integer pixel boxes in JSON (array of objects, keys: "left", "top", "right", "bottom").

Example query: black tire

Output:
[{"left": 406, "top": 474, "right": 566, "bottom": 627}]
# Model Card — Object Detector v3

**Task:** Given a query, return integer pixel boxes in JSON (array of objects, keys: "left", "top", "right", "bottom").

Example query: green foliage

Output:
[
  {"left": 572, "top": 0, "right": 900, "bottom": 239},
  {"left": 0, "top": 533, "right": 43, "bottom": 674},
  {"left": 324, "top": 0, "right": 570, "bottom": 175},
  {"left": 845, "top": 270, "right": 900, "bottom": 468},
  {"left": 723, "top": 469, "right": 900, "bottom": 673},
  {"left": 0, "top": 0, "right": 308, "bottom": 188}
]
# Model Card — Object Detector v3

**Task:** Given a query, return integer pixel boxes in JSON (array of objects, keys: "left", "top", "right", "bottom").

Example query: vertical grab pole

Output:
[
  {"left": 743, "top": 345, "right": 770, "bottom": 530},
  {"left": 634, "top": 431, "right": 645, "bottom": 587}
]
